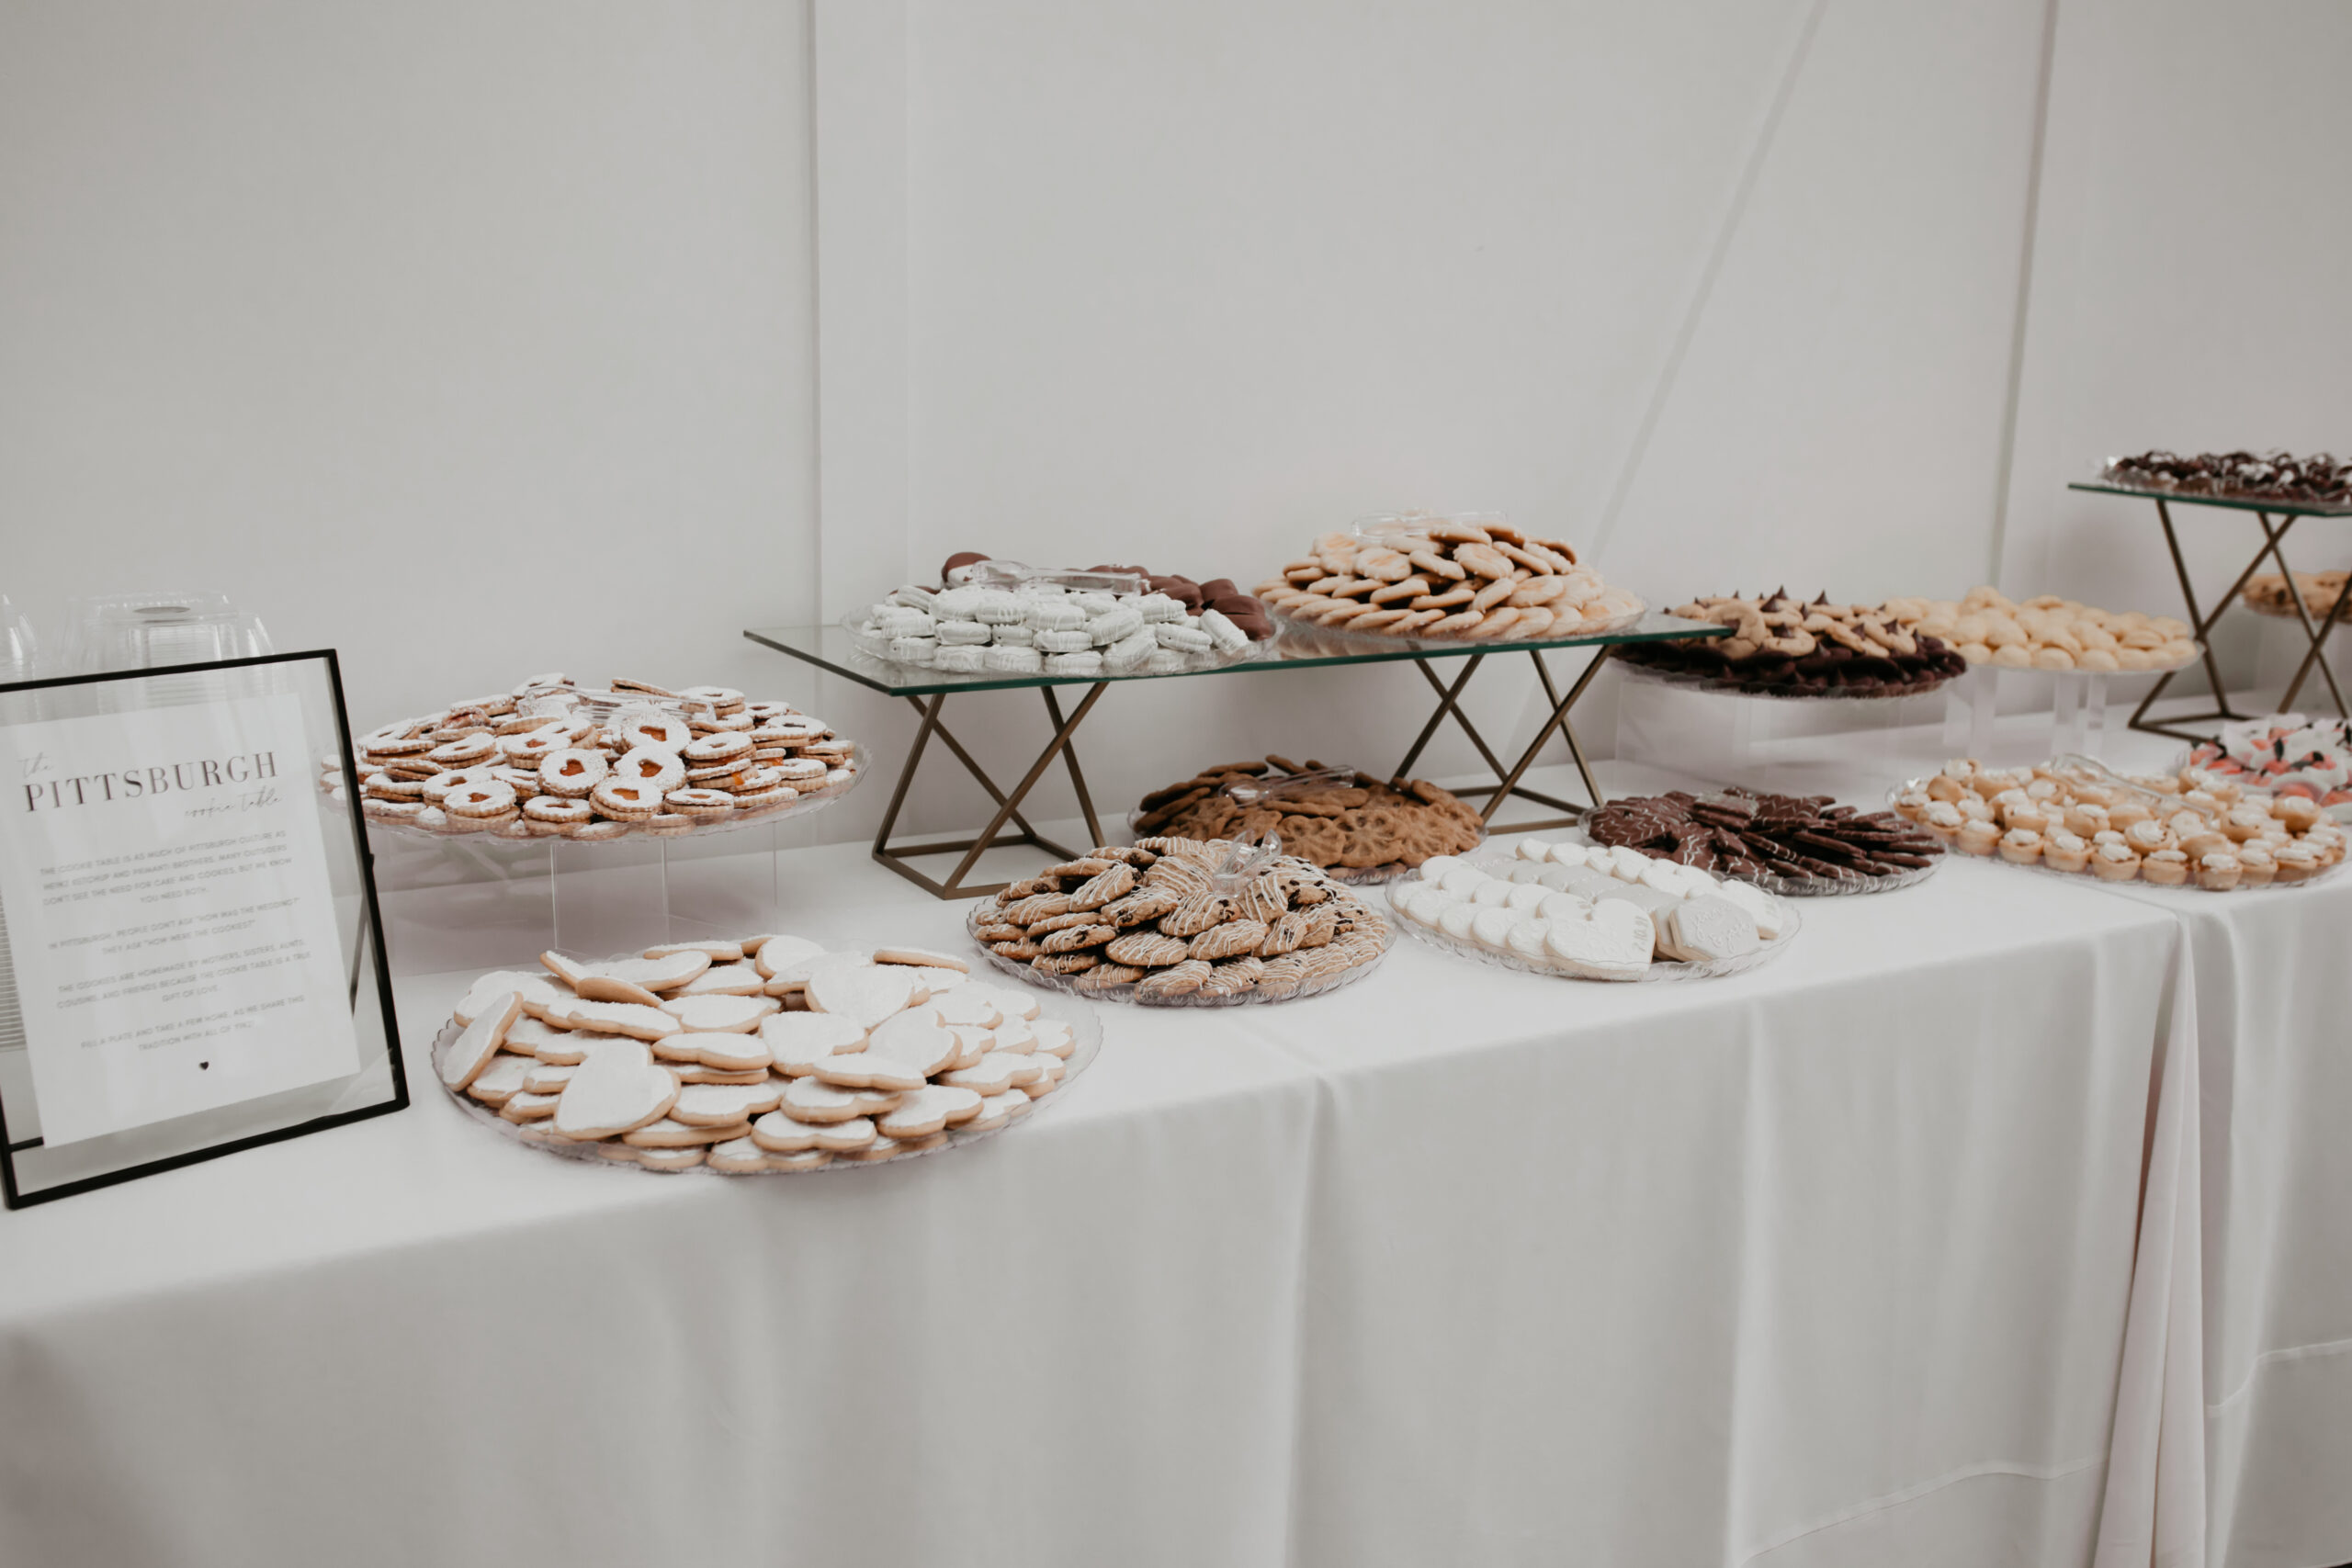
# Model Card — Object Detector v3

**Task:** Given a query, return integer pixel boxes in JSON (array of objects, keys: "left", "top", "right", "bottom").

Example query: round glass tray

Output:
[
  {"left": 963, "top": 891, "right": 1393, "bottom": 1006},
  {"left": 1117, "top": 807, "right": 1486, "bottom": 886},
  {"left": 839, "top": 610, "right": 1255, "bottom": 676},
  {"left": 1888, "top": 776, "right": 2346, "bottom": 894},
  {"left": 336, "top": 743, "right": 866, "bottom": 846},
  {"left": 1578, "top": 807, "right": 1943, "bottom": 897},
  {"left": 1268, "top": 599, "right": 1645, "bottom": 655},
  {"left": 1385, "top": 854, "right": 1800, "bottom": 982},
  {"left": 429, "top": 968, "right": 1101, "bottom": 1175},
  {"left": 1611, "top": 656, "right": 1960, "bottom": 703}
]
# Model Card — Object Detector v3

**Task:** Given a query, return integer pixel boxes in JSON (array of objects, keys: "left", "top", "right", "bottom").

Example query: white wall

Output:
[{"left": 5, "top": 0, "right": 2347, "bottom": 853}]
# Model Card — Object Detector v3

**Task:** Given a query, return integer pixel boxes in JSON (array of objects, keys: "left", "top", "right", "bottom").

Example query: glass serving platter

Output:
[
  {"left": 429, "top": 976, "right": 1100, "bottom": 1175},
  {"left": 1611, "top": 656, "right": 1962, "bottom": 703},
  {"left": 1267, "top": 600, "right": 1646, "bottom": 656},
  {"left": 1385, "top": 852, "right": 1799, "bottom": 982},
  {"left": 840, "top": 610, "right": 1258, "bottom": 678}
]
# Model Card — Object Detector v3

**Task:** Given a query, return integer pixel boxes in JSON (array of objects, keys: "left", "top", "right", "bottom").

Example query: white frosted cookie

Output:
[
  {"left": 965, "top": 1090, "right": 1022, "bottom": 1132},
  {"left": 693, "top": 1032, "right": 775, "bottom": 1073},
  {"left": 1502, "top": 882, "right": 1550, "bottom": 911},
  {"left": 510, "top": 976, "right": 577, "bottom": 1021},
  {"left": 499, "top": 1090, "right": 561, "bottom": 1122},
  {"left": 874, "top": 945, "right": 967, "bottom": 973},
  {"left": 778, "top": 1077, "right": 873, "bottom": 1124},
  {"left": 677, "top": 1064, "right": 770, "bottom": 1085},
  {"left": 1711, "top": 879, "right": 1787, "bottom": 940},
  {"left": 1469, "top": 906, "right": 1517, "bottom": 951},
  {"left": 1023, "top": 1054, "right": 1067, "bottom": 1095},
  {"left": 466, "top": 1052, "right": 535, "bottom": 1105},
  {"left": 676, "top": 964, "right": 766, "bottom": 998},
  {"left": 1515, "top": 839, "right": 1554, "bottom": 862},
  {"left": 707, "top": 1136, "right": 770, "bottom": 1174},
  {"left": 812, "top": 1045, "right": 931, "bottom": 1093},
  {"left": 862, "top": 1007, "right": 959, "bottom": 1077},
  {"left": 769, "top": 1148, "right": 833, "bottom": 1170},
  {"left": 750, "top": 1110, "right": 821, "bottom": 1153},
  {"left": 589, "top": 952, "right": 710, "bottom": 993},
  {"left": 574, "top": 973, "right": 664, "bottom": 1008},
  {"left": 1030, "top": 1020, "right": 1076, "bottom": 1058},
  {"left": 1438, "top": 903, "right": 1479, "bottom": 941},
  {"left": 1504, "top": 915, "right": 1552, "bottom": 964},
  {"left": 504, "top": 1016, "right": 582, "bottom": 1063},
  {"left": 807, "top": 966, "right": 921, "bottom": 1029},
  {"left": 989, "top": 1019, "right": 1037, "bottom": 1055},
  {"left": 441, "top": 991, "right": 522, "bottom": 1090},
  {"left": 933, "top": 988, "right": 1003, "bottom": 1029},
  {"left": 538, "top": 950, "right": 592, "bottom": 988},
  {"left": 644, "top": 940, "right": 744, "bottom": 963},
  {"left": 752, "top": 934, "right": 830, "bottom": 979},
  {"left": 632, "top": 1145, "right": 707, "bottom": 1172},
  {"left": 941, "top": 1050, "right": 1045, "bottom": 1095},
  {"left": 1543, "top": 902, "right": 1653, "bottom": 980},
  {"left": 944, "top": 1025, "right": 991, "bottom": 1071},
  {"left": 759, "top": 1012, "right": 868, "bottom": 1075},
  {"left": 545, "top": 998, "right": 681, "bottom": 1041},
  {"left": 622, "top": 1116, "right": 748, "bottom": 1148},
  {"left": 455, "top": 971, "right": 539, "bottom": 1026},
  {"left": 967, "top": 982, "right": 1039, "bottom": 1022},
  {"left": 552, "top": 1039, "right": 680, "bottom": 1139},
  {"left": 1656, "top": 895, "right": 1760, "bottom": 964},
  {"left": 521, "top": 1061, "right": 577, "bottom": 1094},
  {"left": 877, "top": 1084, "right": 984, "bottom": 1141},
  {"left": 671, "top": 1081, "right": 784, "bottom": 1125},
  {"left": 1469, "top": 880, "right": 1512, "bottom": 907},
  {"left": 660, "top": 994, "right": 774, "bottom": 1033}
]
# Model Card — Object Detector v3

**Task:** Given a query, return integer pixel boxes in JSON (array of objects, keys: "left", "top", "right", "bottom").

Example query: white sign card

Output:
[{"left": 0, "top": 692, "right": 361, "bottom": 1145}]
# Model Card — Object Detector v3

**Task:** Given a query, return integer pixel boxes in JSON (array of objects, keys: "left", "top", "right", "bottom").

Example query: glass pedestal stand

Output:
[
  {"left": 1939, "top": 666, "right": 2112, "bottom": 762},
  {"left": 1611, "top": 672, "right": 1951, "bottom": 800}
]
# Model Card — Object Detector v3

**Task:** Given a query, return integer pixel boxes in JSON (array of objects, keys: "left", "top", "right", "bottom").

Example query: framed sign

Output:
[{"left": 0, "top": 650, "right": 405, "bottom": 1206}]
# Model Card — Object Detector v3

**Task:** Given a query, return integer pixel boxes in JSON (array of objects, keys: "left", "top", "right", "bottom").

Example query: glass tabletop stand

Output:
[
  {"left": 743, "top": 614, "right": 1728, "bottom": 899},
  {"left": 2071, "top": 480, "right": 2352, "bottom": 743}
]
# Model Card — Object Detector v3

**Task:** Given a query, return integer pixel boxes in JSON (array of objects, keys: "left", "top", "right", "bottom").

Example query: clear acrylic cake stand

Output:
[{"left": 1940, "top": 665, "right": 2113, "bottom": 761}]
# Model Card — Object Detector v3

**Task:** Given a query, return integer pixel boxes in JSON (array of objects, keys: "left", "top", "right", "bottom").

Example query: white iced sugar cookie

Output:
[
  {"left": 707, "top": 1136, "right": 771, "bottom": 1174},
  {"left": 813, "top": 1046, "right": 931, "bottom": 1093},
  {"left": 1544, "top": 903, "right": 1654, "bottom": 980},
  {"left": 455, "top": 971, "right": 539, "bottom": 1026},
  {"left": 941, "top": 1050, "right": 1044, "bottom": 1095},
  {"left": 1470, "top": 906, "right": 1518, "bottom": 951},
  {"left": 1439, "top": 865, "right": 1487, "bottom": 897},
  {"left": 441, "top": 991, "right": 522, "bottom": 1089},
  {"left": 1516, "top": 839, "right": 1554, "bottom": 861},
  {"left": 1657, "top": 895, "right": 1760, "bottom": 964},
  {"left": 694, "top": 1032, "right": 775, "bottom": 1073},
  {"left": 752, "top": 934, "right": 831, "bottom": 978},
  {"left": 847, "top": 1085, "right": 903, "bottom": 1116},
  {"left": 763, "top": 952, "right": 876, "bottom": 994},
  {"left": 932, "top": 988, "right": 1003, "bottom": 1029},
  {"left": 1504, "top": 915, "right": 1553, "bottom": 964},
  {"left": 522, "top": 1061, "right": 577, "bottom": 1094},
  {"left": 1024, "top": 1054, "right": 1067, "bottom": 1094},
  {"left": 538, "top": 951, "right": 591, "bottom": 988},
  {"left": 644, "top": 940, "right": 744, "bottom": 963},
  {"left": 750, "top": 1110, "right": 821, "bottom": 1153},
  {"left": 1710, "top": 879, "right": 1786, "bottom": 940},
  {"left": 1437, "top": 903, "right": 1480, "bottom": 941},
  {"left": 779, "top": 1077, "right": 872, "bottom": 1123},
  {"left": 965, "top": 1092, "right": 1020, "bottom": 1132},
  {"left": 466, "top": 1052, "right": 535, "bottom": 1105},
  {"left": 1637, "top": 861, "right": 1694, "bottom": 897},
  {"left": 895, "top": 965, "right": 969, "bottom": 994},
  {"left": 1531, "top": 864, "right": 1577, "bottom": 893},
  {"left": 1605, "top": 847, "right": 1652, "bottom": 882},
  {"left": 989, "top": 1018, "right": 1038, "bottom": 1055},
  {"left": 504, "top": 1016, "right": 579, "bottom": 1062},
  {"left": 1502, "top": 883, "right": 1550, "bottom": 911},
  {"left": 809, "top": 1117, "right": 878, "bottom": 1153},
  {"left": 512, "top": 976, "right": 575, "bottom": 1021},
  {"left": 677, "top": 964, "right": 767, "bottom": 998},
  {"left": 660, "top": 994, "right": 774, "bottom": 1033},
  {"left": 546, "top": 998, "right": 681, "bottom": 1041},
  {"left": 877, "top": 1085, "right": 985, "bottom": 1141},
  {"left": 1418, "top": 854, "right": 1463, "bottom": 883},
  {"left": 552, "top": 1039, "right": 680, "bottom": 1139},
  {"left": 573, "top": 973, "right": 663, "bottom": 1008},
  {"left": 1504, "top": 863, "right": 1547, "bottom": 885},
  {"left": 591, "top": 952, "right": 710, "bottom": 993},
  {"left": 671, "top": 1081, "right": 784, "bottom": 1126},
  {"left": 944, "top": 1025, "right": 992, "bottom": 1071},
  {"left": 1545, "top": 841, "right": 1591, "bottom": 868},
  {"left": 968, "top": 983, "right": 1040, "bottom": 1022},
  {"left": 623, "top": 1116, "right": 748, "bottom": 1149},
  {"left": 807, "top": 966, "right": 921, "bottom": 1029},
  {"left": 1470, "top": 880, "right": 1512, "bottom": 907},
  {"left": 1536, "top": 892, "right": 1590, "bottom": 920},
  {"left": 759, "top": 1012, "right": 868, "bottom": 1074},
  {"left": 1030, "top": 1021, "right": 1076, "bottom": 1058},
  {"left": 860, "top": 1007, "right": 960, "bottom": 1078},
  {"left": 499, "top": 1091, "right": 561, "bottom": 1122},
  {"left": 631, "top": 1145, "right": 707, "bottom": 1172}
]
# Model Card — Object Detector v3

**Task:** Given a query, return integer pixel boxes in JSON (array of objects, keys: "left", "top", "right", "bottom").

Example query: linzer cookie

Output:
[
  {"left": 1585, "top": 789, "right": 1943, "bottom": 893},
  {"left": 1133, "top": 756, "right": 1483, "bottom": 876},
  {"left": 345, "top": 673, "right": 859, "bottom": 840},
  {"left": 1617, "top": 591, "right": 1967, "bottom": 696},
  {"left": 967, "top": 837, "right": 1391, "bottom": 1003},
  {"left": 429, "top": 940, "right": 1093, "bottom": 1171},
  {"left": 1254, "top": 513, "right": 1642, "bottom": 642}
]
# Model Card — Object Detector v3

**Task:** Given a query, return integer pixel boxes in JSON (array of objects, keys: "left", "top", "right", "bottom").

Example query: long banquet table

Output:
[{"left": 0, "top": 753, "right": 2201, "bottom": 1568}]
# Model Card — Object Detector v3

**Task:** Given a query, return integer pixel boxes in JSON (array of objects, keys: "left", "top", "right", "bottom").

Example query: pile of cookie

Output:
[
  {"left": 1617, "top": 591, "right": 1968, "bottom": 695},
  {"left": 1133, "top": 755, "right": 1484, "bottom": 873},
  {"left": 853, "top": 575, "right": 1255, "bottom": 676},
  {"left": 2187, "top": 716, "right": 2352, "bottom": 807},
  {"left": 2242, "top": 571, "right": 2352, "bottom": 624},
  {"left": 1388, "top": 840, "right": 1790, "bottom": 980},
  {"left": 1884, "top": 588, "right": 2197, "bottom": 671},
  {"left": 339, "top": 674, "right": 856, "bottom": 840},
  {"left": 944, "top": 552, "right": 1273, "bottom": 642},
  {"left": 2105, "top": 449, "right": 2352, "bottom": 509},
  {"left": 1894, "top": 760, "right": 2348, "bottom": 889},
  {"left": 971, "top": 837, "right": 1391, "bottom": 1001},
  {"left": 435, "top": 938, "right": 1080, "bottom": 1171},
  {"left": 1585, "top": 789, "right": 1942, "bottom": 889},
  {"left": 1253, "top": 515, "right": 1643, "bottom": 641}
]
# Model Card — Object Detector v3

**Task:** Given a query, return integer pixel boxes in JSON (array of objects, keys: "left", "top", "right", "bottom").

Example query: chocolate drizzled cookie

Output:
[
  {"left": 1585, "top": 788, "right": 1943, "bottom": 888},
  {"left": 1614, "top": 590, "right": 1966, "bottom": 696}
]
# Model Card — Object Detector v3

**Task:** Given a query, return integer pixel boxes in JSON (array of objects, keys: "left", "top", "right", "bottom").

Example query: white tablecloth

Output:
[{"left": 0, "top": 829, "right": 2187, "bottom": 1568}]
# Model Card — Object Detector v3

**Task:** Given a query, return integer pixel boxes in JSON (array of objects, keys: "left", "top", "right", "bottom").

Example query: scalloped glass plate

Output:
[
  {"left": 334, "top": 742, "right": 867, "bottom": 847},
  {"left": 1384, "top": 861, "right": 1799, "bottom": 982},
  {"left": 1888, "top": 775, "right": 2346, "bottom": 893},
  {"left": 839, "top": 610, "right": 1255, "bottom": 677},
  {"left": 429, "top": 972, "right": 1100, "bottom": 1174},
  {"left": 963, "top": 890, "right": 1392, "bottom": 1006},
  {"left": 1268, "top": 600, "right": 1645, "bottom": 655}
]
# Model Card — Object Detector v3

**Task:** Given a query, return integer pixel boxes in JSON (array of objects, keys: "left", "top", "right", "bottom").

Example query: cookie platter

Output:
[
  {"left": 1125, "top": 756, "right": 1488, "bottom": 886},
  {"left": 964, "top": 837, "right": 1394, "bottom": 1005},
  {"left": 430, "top": 938, "right": 1098, "bottom": 1174},
  {"left": 332, "top": 675, "right": 865, "bottom": 844},
  {"left": 1583, "top": 788, "right": 1945, "bottom": 897},
  {"left": 1385, "top": 845, "right": 1799, "bottom": 982},
  {"left": 1890, "top": 757, "right": 2349, "bottom": 893},
  {"left": 841, "top": 567, "right": 1262, "bottom": 678}
]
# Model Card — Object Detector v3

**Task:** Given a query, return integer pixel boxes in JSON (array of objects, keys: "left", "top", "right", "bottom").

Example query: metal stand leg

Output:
[
  {"left": 1390, "top": 648, "right": 1619, "bottom": 831},
  {"left": 870, "top": 684, "right": 1111, "bottom": 900}
]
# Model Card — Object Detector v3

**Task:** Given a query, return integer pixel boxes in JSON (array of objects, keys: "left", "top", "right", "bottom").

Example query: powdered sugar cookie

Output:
[
  {"left": 440, "top": 991, "right": 522, "bottom": 1089},
  {"left": 552, "top": 1039, "right": 680, "bottom": 1139},
  {"left": 538, "top": 749, "right": 609, "bottom": 797}
]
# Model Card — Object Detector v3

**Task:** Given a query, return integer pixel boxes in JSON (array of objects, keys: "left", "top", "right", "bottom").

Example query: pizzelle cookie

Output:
[{"left": 433, "top": 938, "right": 1091, "bottom": 1171}]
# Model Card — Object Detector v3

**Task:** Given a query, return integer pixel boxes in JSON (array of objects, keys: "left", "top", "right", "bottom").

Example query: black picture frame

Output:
[{"left": 0, "top": 649, "right": 407, "bottom": 1207}]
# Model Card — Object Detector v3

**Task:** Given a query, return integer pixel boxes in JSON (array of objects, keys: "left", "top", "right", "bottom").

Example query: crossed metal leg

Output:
[
  {"left": 2129, "top": 498, "right": 2352, "bottom": 744},
  {"left": 870, "top": 683, "right": 1109, "bottom": 900},
  {"left": 1391, "top": 647, "right": 1618, "bottom": 832}
]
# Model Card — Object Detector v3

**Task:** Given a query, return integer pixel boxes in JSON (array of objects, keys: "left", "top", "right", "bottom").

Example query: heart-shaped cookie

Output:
[
  {"left": 659, "top": 994, "right": 774, "bottom": 1033},
  {"left": 552, "top": 1039, "right": 680, "bottom": 1139},
  {"left": 465, "top": 1051, "right": 534, "bottom": 1104},
  {"left": 575, "top": 974, "right": 664, "bottom": 1007},
  {"left": 670, "top": 1081, "right": 784, "bottom": 1125},
  {"left": 811, "top": 1048, "right": 930, "bottom": 1093},
  {"left": 590, "top": 951, "right": 710, "bottom": 993},
  {"left": 454, "top": 971, "right": 538, "bottom": 1026},
  {"left": 440, "top": 990, "right": 522, "bottom": 1089},
  {"left": 876, "top": 1084, "right": 984, "bottom": 1141},
  {"left": 932, "top": 988, "right": 1003, "bottom": 1029},
  {"left": 676, "top": 964, "right": 767, "bottom": 997},
  {"left": 1543, "top": 902, "right": 1653, "bottom": 980},
  {"left": 546, "top": 998, "right": 681, "bottom": 1041},
  {"left": 693, "top": 1031, "right": 775, "bottom": 1073},
  {"left": 759, "top": 1012, "right": 868, "bottom": 1075},
  {"left": 806, "top": 966, "right": 920, "bottom": 1030},
  {"left": 861, "top": 1006, "right": 958, "bottom": 1078},
  {"left": 752, "top": 934, "right": 830, "bottom": 979},
  {"left": 538, "top": 951, "right": 592, "bottom": 988},
  {"left": 644, "top": 940, "right": 745, "bottom": 963}
]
